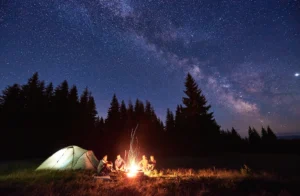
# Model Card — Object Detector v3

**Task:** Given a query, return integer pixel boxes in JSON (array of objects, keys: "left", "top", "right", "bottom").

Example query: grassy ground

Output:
[{"left": 0, "top": 154, "right": 300, "bottom": 196}]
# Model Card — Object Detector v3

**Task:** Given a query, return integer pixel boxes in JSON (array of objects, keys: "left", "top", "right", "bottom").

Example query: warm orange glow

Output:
[{"left": 126, "top": 161, "right": 139, "bottom": 178}]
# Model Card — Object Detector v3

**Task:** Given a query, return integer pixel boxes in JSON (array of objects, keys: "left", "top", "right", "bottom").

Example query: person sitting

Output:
[
  {"left": 97, "top": 155, "right": 113, "bottom": 176},
  {"left": 148, "top": 155, "right": 156, "bottom": 171},
  {"left": 138, "top": 155, "right": 148, "bottom": 172},
  {"left": 115, "top": 154, "right": 126, "bottom": 171}
]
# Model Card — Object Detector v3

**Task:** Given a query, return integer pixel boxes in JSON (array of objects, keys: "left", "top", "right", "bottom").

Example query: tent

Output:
[{"left": 36, "top": 145, "right": 99, "bottom": 170}]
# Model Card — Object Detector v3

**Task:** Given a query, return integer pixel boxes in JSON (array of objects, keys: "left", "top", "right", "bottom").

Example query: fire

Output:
[
  {"left": 125, "top": 124, "right": 140, "bottom": 178},
  {"left": 126, "top": 161, "right": 139, "bottom": 178}
]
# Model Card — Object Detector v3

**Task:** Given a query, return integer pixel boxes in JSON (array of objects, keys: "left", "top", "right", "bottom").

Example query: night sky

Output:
[{"left": 1, "top": 0, "right": 299, "bottom": 136}]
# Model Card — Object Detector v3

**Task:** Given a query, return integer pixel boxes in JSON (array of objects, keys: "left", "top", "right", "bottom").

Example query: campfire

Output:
[
  {"left": 124, "top": 124, "right": 145, "bottom": 179},
  {"left": 126, "top": 161, "right": 139, "bottom": 178}
]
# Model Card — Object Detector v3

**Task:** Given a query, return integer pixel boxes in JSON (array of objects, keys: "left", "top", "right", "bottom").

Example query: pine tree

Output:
[
  {"left": 181, "top": 73, "right": 220, "bottom": 154},
  {"left": 80, "top": 87, "right": 89, "bottom": 107},
  {"left": 261, "top": 127, "right": 268, "bottom": 142},
  {"left": 52, "top": 80, "right": 70, "bottom": 147},
  {"left": 104, "top": 94, "right": 121, "bottom": 154},
  {"left": 174, "top": 105, "right": 182, "bottom": 131},
  {"left": 69, "top": 85, "right": 79, "bottom": 107},
  {"left": 145, "top": 101, "right": 152, "bottom": 119},
  {"left": 267, "top": 126, "right": 277, "bottom": 141},
  {"left": 21, "top": 73, "right": 47, "bottom": 154},
  {"left": 248, "top": 127, "right": 261, "bottom": 145},
  {"left": 87, "top": 93, "right": 97, "bottom": 123},
  {"left": 55, "top": 80, "right": 69, "bottom": 101},
  {"left": 126, "top": 99, "right": 134, "bottom": 132},
  {"left": 134, "top": 99, "right": 144, "bottom": 122},
  {"left": 106, "top": 94, "right": 120, "bottom": 126},
  {"left": 0, "top": 84, "right": 24, "bottom": 158},
  {"left": 120, "top": 100, "right": 127, "bottom": 125},
  {"left": 165, "top": 108, "right": 175, "bottom": 133},
  {"left": 231, "top": 127, "right": 239, "bottom": 138},
  {"left": 84, "top": 92, "right": 98, "bottom": 149},
  {"left": 45, "top": 82, "right": 54, "bottom": 112},
  {"left": 45, "top": 82, "right": 54, "bottom": 100},
  {"left": 96, "top": 117, "right": 105, "bottom": 130}
]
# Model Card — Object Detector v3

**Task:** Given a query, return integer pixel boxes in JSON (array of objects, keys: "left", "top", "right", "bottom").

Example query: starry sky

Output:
[{"left": 1, "top": 0, "right": 299, "bottom": 136}]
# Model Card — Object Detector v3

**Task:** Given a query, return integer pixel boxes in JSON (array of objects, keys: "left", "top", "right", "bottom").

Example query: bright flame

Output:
[{"left": 126, "top": 161, "right": 139, "bottom": 178}]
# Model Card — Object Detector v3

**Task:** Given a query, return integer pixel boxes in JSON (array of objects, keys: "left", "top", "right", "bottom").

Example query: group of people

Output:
[
  {"left": 97, "top": 154, "right": 156, "bottom": 176},
  {"left": 138, "top": 155, "right": 156, "bottom": 172}
]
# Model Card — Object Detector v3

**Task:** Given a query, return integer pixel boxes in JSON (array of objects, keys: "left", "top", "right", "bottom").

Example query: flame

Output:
[
  {"left": 126, "top": 160, "right": 139, "bottom": 178},
  {"left": 125, "top": 125, "right": 141, "bottom": 178}
]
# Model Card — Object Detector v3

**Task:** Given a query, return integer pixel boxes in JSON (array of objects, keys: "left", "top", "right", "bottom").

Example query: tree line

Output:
[{"left": 0, "top": 73, "right": 299, "bottom": 160}]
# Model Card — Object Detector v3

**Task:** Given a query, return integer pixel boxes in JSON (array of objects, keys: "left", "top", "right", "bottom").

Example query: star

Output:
[{"left": 295, "top": 73, "right": 300, "bottom": 77}]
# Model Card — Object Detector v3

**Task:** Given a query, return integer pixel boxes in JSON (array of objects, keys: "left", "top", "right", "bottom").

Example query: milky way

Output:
[{"left": 1, "top": 0, "right": 299, "bottom": 136}]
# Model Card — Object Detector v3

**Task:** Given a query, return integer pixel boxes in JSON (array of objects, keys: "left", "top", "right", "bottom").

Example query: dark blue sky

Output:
[{"left": 1, "top": 0, "right": 299, "bottom": 136}]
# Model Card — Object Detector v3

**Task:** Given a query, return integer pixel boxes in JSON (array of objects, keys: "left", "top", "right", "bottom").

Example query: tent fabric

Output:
[{"left": 36, "top": 145, "right": 99, "bottom": 170}]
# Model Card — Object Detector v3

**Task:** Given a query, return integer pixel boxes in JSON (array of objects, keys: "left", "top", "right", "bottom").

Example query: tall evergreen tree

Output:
[
  {"left": 181, "top": 73, "right": 220, "bottom": 154},
  {"left": 0, "top": 84, "right": 24, "bottom": 158},
  {"left": 174, "top": 105, "right": 183, "bottom": 131},
  {"left": 45, "top": 82, "right": 54, "bottom": 100},
  {"left": 120, "top": 100, "right": 127, "bottom": 126},
  {"left": 261, "top": 127, "right": 268, "bottom": 142},
  {"left": 69, "top": 85, "right": 79, "bottom": 107},
  {"left": 80, "top": 87, "right": 89, "bottom": 108},
  {"left": 165, "top": 108, "right": 175, "bottom": 133},
  {"left": 267, "top": 126, "right": 277, "bottom": 141},
  {"left": 231, "top": 127, "right": 240, "bottom": 138},
  {"left": 126, "top": 99, "right": 134, "bottom": 132},
  {"left": 53, "top": 80, "right": 70, "bottom": 147},
  {"left": 105, "top": 94, "right": 120, "bottom": 127},
  {"left": 134, "top": 99, "right": 145, "bottom": 122},
  {"left": 248, "top": 127, "right": 261, "bottom": 145},
  {"left": 87, "top": 93, "right": 97, "bottom": 124},
  {"left": 104, "top": 94, "right": 121, "bottom": 155}
]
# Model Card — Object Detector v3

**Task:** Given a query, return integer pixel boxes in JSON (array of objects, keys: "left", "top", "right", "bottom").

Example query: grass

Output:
[{"left": 0, "top": 155, "right": 300, "bottom": 196}]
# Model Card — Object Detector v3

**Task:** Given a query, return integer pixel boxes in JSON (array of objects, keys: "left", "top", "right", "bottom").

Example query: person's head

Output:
[
  {"left": 150, "top": 155, "right": 154, "bottom": 161},
  {"left": 103, "top": 155, "right": 107, "bottom": 161},
  {"left": 142, "top": 155, "right": 146, "bottom": 160},
  {"left": 117, "top": 154, "right": 121, "bottom": 160}
]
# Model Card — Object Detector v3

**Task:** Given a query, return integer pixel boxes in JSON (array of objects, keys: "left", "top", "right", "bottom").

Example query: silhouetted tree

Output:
[
  {"left": 165, "top": 108, "right": 175, "bottom": 133},
  {"left": 104, "top": 94, "right": 120, "bottom": 155},
  {"left": 261, "top": 127, "right": 268, "bottom": 142},
  {"left": 120, "top": 100, "right": 127, "bottom": 127},
  {"left": 248, "top": 127, "right": 261, "bottom": 152},
  {"left": 0, "top": 72, "right": 298, "bottom": 160},
  {"left": 105, "top": 94, "right": 120, "bottom": 129},
  {"left": 181, "top": 73, "right": 220, "bottom": 154},
  {"left": 267, "top": 126, "right": 277, "bottom": 141}
]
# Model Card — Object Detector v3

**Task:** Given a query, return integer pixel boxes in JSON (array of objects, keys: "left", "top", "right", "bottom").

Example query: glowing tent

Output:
[{"left": 36, "top": 145, "right": 99, "bottom": 170}]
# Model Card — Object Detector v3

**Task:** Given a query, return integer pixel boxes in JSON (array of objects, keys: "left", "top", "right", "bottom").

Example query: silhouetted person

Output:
[{"left": 97, "top": 155, "right": 113, "bottom": 176}]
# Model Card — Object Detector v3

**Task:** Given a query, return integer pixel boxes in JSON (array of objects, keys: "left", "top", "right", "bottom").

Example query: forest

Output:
[{"left": 0, "top": 72, "right": 299, "bottom": 160}]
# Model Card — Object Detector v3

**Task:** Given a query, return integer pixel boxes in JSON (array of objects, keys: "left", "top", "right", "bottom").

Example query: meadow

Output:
[{"left": 1, "top": 153, "right": 300, "bottom": 196}]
